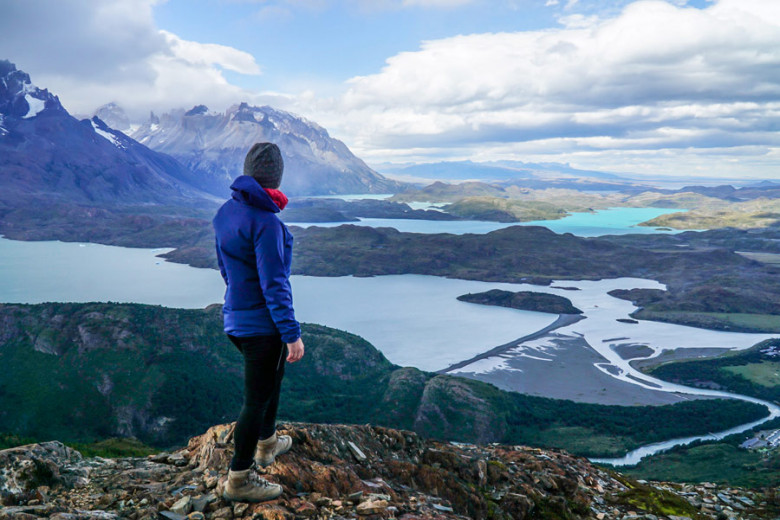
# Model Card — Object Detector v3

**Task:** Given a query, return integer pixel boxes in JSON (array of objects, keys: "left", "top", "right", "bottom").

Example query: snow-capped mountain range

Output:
[
  {"left": 128, "top": 102, "right": 403, "bottom": 197},
  {"left": 0, "top": 60, "right": 216, "bottom": 208},
  {"left": 1, "top": 59, "right": 403, "bottom": 217}
]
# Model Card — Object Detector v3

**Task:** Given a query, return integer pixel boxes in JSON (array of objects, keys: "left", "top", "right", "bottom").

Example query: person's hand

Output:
[{"left": 286, "top": 338, "right": 305, "bottom": 363}]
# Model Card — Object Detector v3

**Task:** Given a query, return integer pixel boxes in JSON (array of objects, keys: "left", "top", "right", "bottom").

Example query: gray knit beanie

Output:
[{"left": 244, "top": 142, "right": 284, "bottom": 189}]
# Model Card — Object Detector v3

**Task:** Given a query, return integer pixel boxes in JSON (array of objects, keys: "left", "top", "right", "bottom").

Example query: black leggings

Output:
[{"left": 228, "top": 334, "right": 287, "bottom": 471}]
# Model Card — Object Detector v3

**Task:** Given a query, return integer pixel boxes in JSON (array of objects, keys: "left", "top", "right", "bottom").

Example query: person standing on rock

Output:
[{"left": 213, "top": 142, "right": 305, "bottom": 502}]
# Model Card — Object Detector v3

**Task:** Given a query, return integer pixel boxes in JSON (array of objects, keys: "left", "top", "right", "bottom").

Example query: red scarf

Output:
[{"left": 264, "top": 188, "right": 288, "bottom": 210}]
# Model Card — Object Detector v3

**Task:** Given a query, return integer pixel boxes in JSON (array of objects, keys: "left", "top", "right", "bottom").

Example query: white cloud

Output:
[
  {"left": 0, "top": 0, "right": 165, "bottom": 81},
  {"left": 557, "top": 13, "right": 600, "bottom": 28},
  {"left": 0, "top": 0, "right": 263, "bottom": 119},
  {"left": 160, "top": 31, "right": 261, "bottom": 75},
  {"left": 301, "top": 0, "right": 780, "bottom": 178}
]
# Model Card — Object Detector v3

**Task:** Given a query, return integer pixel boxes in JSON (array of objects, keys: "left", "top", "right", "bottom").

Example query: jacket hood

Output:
[{"left": 230, "top": 175, "right": 280, "bottom": 213}]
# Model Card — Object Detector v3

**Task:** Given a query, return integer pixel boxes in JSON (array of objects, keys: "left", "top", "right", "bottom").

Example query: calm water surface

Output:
[
  {"left": 289, "top": 207, "right": 688, "bottom": 237},
  {"left": 0, "top": 237, "right": 553, "bottom": 370}
]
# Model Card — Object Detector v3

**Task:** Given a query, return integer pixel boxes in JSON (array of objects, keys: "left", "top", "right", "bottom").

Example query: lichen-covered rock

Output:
[
  {"left": 0, "top": 422, "right": 776, "bottom": 519},
  {"left": 0, "top": 441, "right": 83, "bottom": 505}
]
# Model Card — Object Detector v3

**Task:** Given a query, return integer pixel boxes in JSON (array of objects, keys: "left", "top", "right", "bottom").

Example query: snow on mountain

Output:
[
  {"left": 0, "top": 60, "right": 63, "bottom": 121},
  {"left": 90, "top": 117, "right": 124, "bottom": 148},
  {"left": 131, "top": 102, "right": 404, "bottom": 197},
  {"left": 22, "top": 94, "right": 45, "bottom": 119}
]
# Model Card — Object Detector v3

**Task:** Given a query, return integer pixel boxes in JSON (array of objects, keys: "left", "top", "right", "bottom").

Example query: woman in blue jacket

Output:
[{"left": 213, "top": 142, "right": 305, "bottom": 503}]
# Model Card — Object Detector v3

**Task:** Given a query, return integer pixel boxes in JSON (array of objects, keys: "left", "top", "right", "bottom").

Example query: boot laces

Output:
[{"left": 248, "top": 466, "right": 273, "bottom": 488}]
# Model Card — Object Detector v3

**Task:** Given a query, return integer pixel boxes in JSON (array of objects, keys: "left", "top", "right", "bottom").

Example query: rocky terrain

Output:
[
  {"left": 2, "top": 421, "right": 777, "bottom": 520},
  {"left": 281, "top": 199, "right": 459, "bottom": 224}
]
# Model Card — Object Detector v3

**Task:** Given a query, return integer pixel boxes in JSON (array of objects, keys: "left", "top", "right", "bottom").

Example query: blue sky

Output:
[
  {"left": 0, "top": 0, "right": 778, "bottom": 179},
  {"left": 153, "top": 0, "right": 567, "bottom": 91},
  {"left": 152, "top": 0, "right": 713, "bottom": 92}
]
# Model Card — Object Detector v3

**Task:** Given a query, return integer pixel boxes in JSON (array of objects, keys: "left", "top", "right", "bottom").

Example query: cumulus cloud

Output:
[
  {"left": 0, "top": 0, "right": 263, "bottom": 119},
  {"left": 307, "top": 0, "right": 780, "bottom": 177}
]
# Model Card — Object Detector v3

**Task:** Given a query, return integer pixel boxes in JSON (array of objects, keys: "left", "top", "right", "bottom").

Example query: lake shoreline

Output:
[{"left": 438, "top": 313, "right": 585, "bottom": 374}]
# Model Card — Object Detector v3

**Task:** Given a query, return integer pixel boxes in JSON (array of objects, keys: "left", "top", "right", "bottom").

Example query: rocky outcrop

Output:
[
  {"left": 413, "top": 376, "right": 507, "bottom": 445},
  {"left": 456, "top": 290, "right": 583, "bottom": 315},
  {"left": 2, "top": 422, "right": 777, "bottom": 520}
]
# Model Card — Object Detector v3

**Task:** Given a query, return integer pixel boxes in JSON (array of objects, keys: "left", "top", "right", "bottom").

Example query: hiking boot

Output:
[
  {"left": 223, "top": 467, "right": 282, "bottom": 503},
  {"left": 255, "top": 432, "right": 292, "bottom": 467}
]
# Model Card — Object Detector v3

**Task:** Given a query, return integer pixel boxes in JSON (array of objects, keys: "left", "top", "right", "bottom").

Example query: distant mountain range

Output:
[
  {"left": 376, "top": 159, "right": 632, "bottom": 191},
  {"left": 125, "top": 103, "right": 404, "bottom": 197}
]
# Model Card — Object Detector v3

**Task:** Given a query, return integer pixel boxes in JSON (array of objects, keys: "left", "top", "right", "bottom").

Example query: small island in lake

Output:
[{"left": 457, "top": 289, "right": 583, "bottom": 314}]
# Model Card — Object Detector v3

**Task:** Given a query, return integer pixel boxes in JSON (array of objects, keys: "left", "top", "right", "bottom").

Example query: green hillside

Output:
[
  {"left": 0, "top": 302, "right": 766, "bottom": 458},
  {"left": 622, "top": 341, "right": 780, "bottom": 486},
  {"left": 645, "top": 339, "right": 780, "bottom": 403}
]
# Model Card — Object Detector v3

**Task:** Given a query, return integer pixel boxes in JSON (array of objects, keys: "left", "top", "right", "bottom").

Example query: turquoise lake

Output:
[{"left": 287, "top": 207, "right": 688, "bottom": 237}]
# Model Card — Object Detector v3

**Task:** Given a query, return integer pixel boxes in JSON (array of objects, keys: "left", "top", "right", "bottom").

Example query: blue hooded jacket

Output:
[{"left": 212, "top": 175, "right": 301, "bottom": 343}]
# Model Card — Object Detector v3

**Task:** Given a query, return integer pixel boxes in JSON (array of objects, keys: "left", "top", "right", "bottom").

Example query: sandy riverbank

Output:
[
  {"left": 438, "top": 313, "right": 584, "bottom": 373},
  {"left": 449, "top": 331, "right": 699, "bottom": 406}
]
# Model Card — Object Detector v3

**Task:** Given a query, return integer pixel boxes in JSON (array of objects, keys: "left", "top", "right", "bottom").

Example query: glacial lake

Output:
[{"left": 287, "top": 207, "right": 689, "bottom": 237}]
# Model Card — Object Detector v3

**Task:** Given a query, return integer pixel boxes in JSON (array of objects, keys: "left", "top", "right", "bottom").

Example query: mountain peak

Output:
[
  {"left": 0, "top": 59, "right": 61, "bottom": 121},
  {"left": 92, "top": 102, "right": 131, "bottom": 133},
  {"left": 131, "top": 103, "right": 404, "bottom": 196},
  {"left": 0, "top": 62, "right": 219, "bottom": 208},
  {"left": 0, "top": 59, "right": 20, "bottom": 79},
  {"left": 184, "top": 104, "right": 210, "bottom": 116},
  {"left": 88, "top": 116, "right": 126, "bottom": 149}
]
